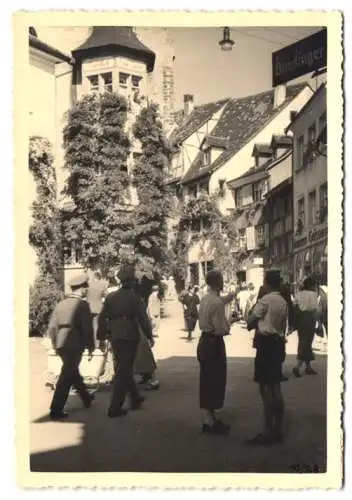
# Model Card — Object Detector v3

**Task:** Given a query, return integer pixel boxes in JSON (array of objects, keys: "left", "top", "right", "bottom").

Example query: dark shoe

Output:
[
  {"left": 202, "top": 420, "right": 230, "bottom": 435},
  {"left": 108, "top": 408, "right": 128, "bottom": 418},
  {"left": 143, "top": 380, "right": 160, "bottom": 391},
  {"left": 292, "top": 367, "right": 301, "bottom": 378},
  {"left": 305, "top": 367, "right": 318, "bottom": 375},
  {"left": 131, "top": 396, "right": 145, "bottom": 410},
  {"left": 84, "top": 393, "right": 95, "bottom": 408},
  {"left": 49, "top": 411, "right": 68, "bottom": 420},
  {"left": 281, "top": 375, "right": 289, "bottom": 382}
]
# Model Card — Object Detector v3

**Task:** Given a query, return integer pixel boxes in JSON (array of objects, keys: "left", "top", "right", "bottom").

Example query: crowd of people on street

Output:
[{"left": 44, "top": 263, "right": 327, "bottom": 446}]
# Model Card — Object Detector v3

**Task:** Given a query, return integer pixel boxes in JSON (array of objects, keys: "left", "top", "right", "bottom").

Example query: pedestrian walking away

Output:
[
  {"left": 197, "top": 270, "right": 235, "bottom": 435},
  {"left": 97, "top": 264, "right": 154, "bottom": 418},
  {"left": 179, "top": 285, "right": 200, "bottom": 341},
  {"left": 148, "top": 285, "right": 161, "bottom": 337},
  {"left": 47, "top": 273, "right": 95, "bottom": 420},
  {"left": 134, "top": 283, "right": 160, "bottom": 391},
  {"left": 292, "top": 277, "right": 322, "bottom": 377},
  {"left": 246, "top": 269, "right": 288, "bottom": 445}
]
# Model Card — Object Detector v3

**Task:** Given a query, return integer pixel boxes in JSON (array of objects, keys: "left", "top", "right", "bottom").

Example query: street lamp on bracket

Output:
[{"left": 219, "top": 27, "right": 235, "bottom": 51}]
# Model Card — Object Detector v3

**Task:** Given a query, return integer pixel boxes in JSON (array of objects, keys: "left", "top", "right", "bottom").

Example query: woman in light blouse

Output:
[{"left": 292, "top": 277, "right": 322, "bottom": 377}]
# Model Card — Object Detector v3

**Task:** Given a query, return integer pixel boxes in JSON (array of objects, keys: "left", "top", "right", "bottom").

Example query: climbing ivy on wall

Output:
[
  {"left": 170, "top": 191, "right": 241, "bottom": 286},
  {"left": 29, "top": 136, "right": 63, "bottom": 336}
]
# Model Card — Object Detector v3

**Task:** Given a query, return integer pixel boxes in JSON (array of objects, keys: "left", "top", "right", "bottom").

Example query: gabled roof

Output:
[
  {"left": 227, "top": 149, "right": 292, "bottom": 190},
  {"left": 286, "top": 83, "right": 326, "bottom": 133},
  {"left": 181, "top": 83, "right": 309, "bottom": 185},
  {"left": 170, "top": 98, "right": 230, "bottom": 145},
  {"left": 72, "top": 27, "right": 155, "bottom": 72}
]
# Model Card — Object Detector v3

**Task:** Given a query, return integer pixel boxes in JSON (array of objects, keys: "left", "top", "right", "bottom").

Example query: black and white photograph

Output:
[{"left": 13, "top": 10, "right": 343, "bottom": 489}]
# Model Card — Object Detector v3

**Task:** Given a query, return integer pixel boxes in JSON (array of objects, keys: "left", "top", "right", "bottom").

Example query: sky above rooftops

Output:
[{"left": 38, "top": 26, "right": 325, "bottom": 108}]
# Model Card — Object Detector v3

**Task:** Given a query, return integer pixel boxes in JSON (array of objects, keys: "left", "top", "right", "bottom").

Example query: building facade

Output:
[
  {"left": 263, "top": 152, "right": 294, "bottom": 284},
  {"left": 28, "top": 28, "right": 73, "bottom": 285},
  {"left": 168, "top": 84, "right": 314, "bottom": 289},
  {"left": 287, "top": 84, "right": 327, "bottom": 285},
  {"left": 29, "top": 26, "right": 174, "bottom": 289}
]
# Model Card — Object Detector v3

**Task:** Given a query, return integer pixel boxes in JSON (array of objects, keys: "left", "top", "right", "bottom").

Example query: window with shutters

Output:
[
  {"left": 239, "top": 229, "right": 246, "bottom": 249},
  {"left": 297, "top": 197, "right": 305, "bottom": 231},
  {"left": 319, "top": 183, "right": 328, "bottom": 223},
  {"left": 308, "top": 190, "right": 317, "bottom": 226},
  {"left": 296, "top": 135, "right": 304, "bottom": 170},
  {"left": 255, "top": 225, "right": 265, "bottom": 247}
]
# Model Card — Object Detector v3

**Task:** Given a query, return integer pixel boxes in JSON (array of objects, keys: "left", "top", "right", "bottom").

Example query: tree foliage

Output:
[
  {"left": 129, "top": 103, "right": 173, "bottom": 280},
  {"left": 62, "top": 92, "right": 131, "bottom": 279},
  {"left": 170, "top": 192, "right": 241, "bottom": 284},
  {"left": 29, "top": 136, "right": 62, "bottom": 280},
  {"left": 28, "top": 136, "right": 63, "bottom": 335}
]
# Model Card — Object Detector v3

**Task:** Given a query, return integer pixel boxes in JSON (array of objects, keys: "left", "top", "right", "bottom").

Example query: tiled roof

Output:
[
  {"left": 170, "top": 98, "right": 230, "bottom": 144},
  {"left": 181, "top": 83, "right": 308, "bottom": 184},
  {"left": 72, "top": 27, "right": 155, "bottom": 72},
  {"left": 228, "top": 148, "right": 292, "bottom": 190}
]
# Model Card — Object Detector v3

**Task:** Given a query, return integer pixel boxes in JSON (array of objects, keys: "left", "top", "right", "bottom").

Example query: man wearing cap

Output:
[
  {"left": 97, "top": 264, "right": 154, "bottom": 418},
  {"left": 197, "top": 269, "right": 235, "bottom": 435},
  {"left": 246, "top": 270, "right": 288, "bottom": 445},
  {"left": 47, "top": 273, "right": 95, "bottom": 420}
]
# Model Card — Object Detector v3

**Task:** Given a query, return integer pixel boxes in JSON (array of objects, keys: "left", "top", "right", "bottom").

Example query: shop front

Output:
[{"left": 293, "top": 223, "right": 327, "bottom": 286}]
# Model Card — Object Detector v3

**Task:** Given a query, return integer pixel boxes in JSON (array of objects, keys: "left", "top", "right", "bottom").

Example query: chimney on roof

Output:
[
  {"left": 184, "top": 94, "right": 194, "bottom": 115},
  {"left": 274, "top": 84, "right": 286, "bottom": 108}
]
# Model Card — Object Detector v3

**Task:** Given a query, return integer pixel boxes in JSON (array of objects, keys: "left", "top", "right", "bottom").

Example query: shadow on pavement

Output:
[{"left": 30, "top": 349, "right": 327, "bottom": 473}]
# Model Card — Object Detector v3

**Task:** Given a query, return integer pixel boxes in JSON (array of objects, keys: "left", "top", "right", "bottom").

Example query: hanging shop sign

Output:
[
  {"left": 272, "top": 28, "right": 327, "bottom": 86},
  {"left": 308, "top": 225, "right": 328, "bottom": 243}
]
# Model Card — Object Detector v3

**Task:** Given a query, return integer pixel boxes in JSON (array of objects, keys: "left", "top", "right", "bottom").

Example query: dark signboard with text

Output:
[{"left": 272, "top": 28, "right": 327, "bottom": 87}]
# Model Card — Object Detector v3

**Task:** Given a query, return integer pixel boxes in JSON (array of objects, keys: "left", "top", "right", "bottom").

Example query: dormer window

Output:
[{"left": 252, "top": 144, "right": 272, "bottom": 167}]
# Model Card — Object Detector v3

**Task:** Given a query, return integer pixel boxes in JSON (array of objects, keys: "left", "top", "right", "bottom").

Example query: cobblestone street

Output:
[{"left": 30, "top": 299, "right": 327, "bottom": 473}]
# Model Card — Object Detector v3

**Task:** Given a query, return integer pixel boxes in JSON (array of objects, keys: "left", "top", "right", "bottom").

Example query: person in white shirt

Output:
[
  {"left": 292, "top": 277, "right": 322, "bottom": 377},
  {"left": 197, "top": 270, "right": 235, "bottom": 435},
  {"left": 148, "top": 285, "right": 161, "bottom": 337},
  {"left": 246, "top": 270, "right": 288, "bottom": 445}
]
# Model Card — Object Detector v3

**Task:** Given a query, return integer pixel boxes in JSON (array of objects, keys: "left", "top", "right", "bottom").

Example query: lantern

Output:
[{"left": 219, "top": 27, "right": 235, "bottom": 51}]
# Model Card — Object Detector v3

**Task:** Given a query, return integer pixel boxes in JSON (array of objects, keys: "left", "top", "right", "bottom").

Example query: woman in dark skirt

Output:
[
  {"left": 292, "top": 277, "right": 321, "bottom": 377},
  {"left": 197, "top": 270, "right": 235, "bottom": 435}
]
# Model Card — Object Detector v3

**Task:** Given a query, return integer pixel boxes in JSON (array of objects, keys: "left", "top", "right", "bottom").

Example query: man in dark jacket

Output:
[
  {"left": 47, "top": 273, "right": 95, "bottom": 420},
  {"left": 97, "top": 264, "right": 154, "bottom": 418}
]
